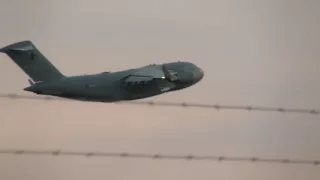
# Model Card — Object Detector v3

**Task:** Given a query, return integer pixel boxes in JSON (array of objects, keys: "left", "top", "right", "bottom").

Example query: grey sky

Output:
[{"left": 0, "top": 0, "right": 319, "bottom": 179}]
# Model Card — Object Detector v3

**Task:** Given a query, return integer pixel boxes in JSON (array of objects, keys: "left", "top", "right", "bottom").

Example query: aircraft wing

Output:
[
  {"left": 124, "top": 75, "right": 154, "bottom": 84},
  {"left": 131, "top": 65, "right": 166, "bottom": 78},
  {"left": 124, "top": 65, "right": 165, "bottom": 84},
  {"left": 123, "top": 65, "right": 179, "bottom": 87}
]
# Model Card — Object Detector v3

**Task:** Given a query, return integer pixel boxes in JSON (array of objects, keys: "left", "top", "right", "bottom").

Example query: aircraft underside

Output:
[{"left": 32, "top": 78, "right": 175, "bottom": 102}]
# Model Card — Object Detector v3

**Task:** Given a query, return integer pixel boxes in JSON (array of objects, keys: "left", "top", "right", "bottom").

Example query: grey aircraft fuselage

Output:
[{"left": 0, "top": 40, "right": 204, "bottom": 102}]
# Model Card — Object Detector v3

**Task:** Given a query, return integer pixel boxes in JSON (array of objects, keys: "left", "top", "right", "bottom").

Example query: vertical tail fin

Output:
[{"left": 0, "top": 40, "right": 65, "bottom": 82}]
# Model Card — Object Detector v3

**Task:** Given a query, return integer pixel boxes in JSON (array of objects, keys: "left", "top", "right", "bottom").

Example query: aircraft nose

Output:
[
  {"left": 193, "top": 67, "right": 204, "bottom": 82},
  {"left": 198, "top": 68, "right": 204, "bottom": 79}
]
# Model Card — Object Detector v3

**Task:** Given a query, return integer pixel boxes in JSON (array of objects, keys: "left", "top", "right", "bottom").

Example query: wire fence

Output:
[
  {"left": 0, "top": 149, "right": 319, "bottom": 166},
  {"left": 1, "top": 94, "right": 319, "bottom": 167},
  {"left": 0, "top": 93, "right": 319, "bottom": 115}
]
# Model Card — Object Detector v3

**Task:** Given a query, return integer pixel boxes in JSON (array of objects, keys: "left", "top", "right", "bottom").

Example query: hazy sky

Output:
[{"left": 0, "top": 0, "right": 319, "bottom": 179}]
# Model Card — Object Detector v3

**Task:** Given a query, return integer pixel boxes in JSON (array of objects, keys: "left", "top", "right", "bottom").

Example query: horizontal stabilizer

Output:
[{"left": 0, "top": 40, "right": 34, "bottom": 53}]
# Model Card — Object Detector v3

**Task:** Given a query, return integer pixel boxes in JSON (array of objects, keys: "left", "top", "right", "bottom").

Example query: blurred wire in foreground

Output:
[
  {"left": 0, "top": 149, "right": 319, "bottom": 166},
  {"left": 0, "top": 93, "right": 319, "bottom": 115}
]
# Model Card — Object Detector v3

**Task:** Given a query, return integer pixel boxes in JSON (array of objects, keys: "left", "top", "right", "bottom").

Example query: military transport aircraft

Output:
[{"left": 0, "top": 40, "right": 204, "bottom": 102}]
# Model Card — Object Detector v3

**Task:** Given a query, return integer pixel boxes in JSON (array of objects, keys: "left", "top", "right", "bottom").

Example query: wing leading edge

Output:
[{"left": 123, "top": 65, "right": 166, "bottom": 85}]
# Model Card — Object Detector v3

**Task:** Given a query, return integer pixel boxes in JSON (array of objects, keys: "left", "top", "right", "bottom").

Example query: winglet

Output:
[
  {"left": 162, "top": 65, "right": 179, "bottom": 81},
  {"left": 162, "top": 65, "right": 171, "bottom": 79},
  {"left": 28, "top": 79, "right": 34, "bottom": 85}
]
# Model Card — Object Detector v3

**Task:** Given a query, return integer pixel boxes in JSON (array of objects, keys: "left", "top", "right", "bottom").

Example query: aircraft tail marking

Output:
[{"left": 0, "top": 40, "right": 65, "bottom": 82}]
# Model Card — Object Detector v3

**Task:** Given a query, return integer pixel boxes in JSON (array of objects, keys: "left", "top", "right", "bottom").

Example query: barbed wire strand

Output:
[
  {"left": 0, "top": 149, "right": 319, "bottom": 166},
  {"left": 0, "top": 93, "right": 319, "bottom": 115}
]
